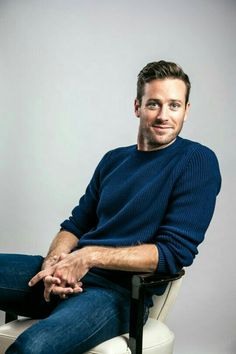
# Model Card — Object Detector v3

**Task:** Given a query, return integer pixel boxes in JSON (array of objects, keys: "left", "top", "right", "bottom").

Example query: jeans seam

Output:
[{"left": 64, "top": 310, "right": 128, "bottom": 354}]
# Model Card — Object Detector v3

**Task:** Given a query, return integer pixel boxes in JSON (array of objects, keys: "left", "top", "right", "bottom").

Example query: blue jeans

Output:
[{"left": 0, "top": 254, "right": 133, "bottom": 354}]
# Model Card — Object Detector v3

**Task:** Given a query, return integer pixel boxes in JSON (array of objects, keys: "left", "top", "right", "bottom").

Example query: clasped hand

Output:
[{"left": 29, "top": 250, "right": 88, "bottom": 302}]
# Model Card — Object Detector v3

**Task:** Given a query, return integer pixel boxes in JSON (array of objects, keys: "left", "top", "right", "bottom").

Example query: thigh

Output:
[
  {"left": 6, "top": 279, "right": 130, "bottom": 354},
  {"left": 0, "top": 254, "right": 57, "bottom": 318}
]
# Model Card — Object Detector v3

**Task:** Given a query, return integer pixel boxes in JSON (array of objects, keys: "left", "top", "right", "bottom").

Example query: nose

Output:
[{"left": 156, "top": 105, "right": 168, "bottom": 121}]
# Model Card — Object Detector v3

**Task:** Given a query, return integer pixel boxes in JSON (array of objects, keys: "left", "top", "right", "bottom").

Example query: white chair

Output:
[{"left": 0, "top": 271, "right": 184, "bottom": 354}]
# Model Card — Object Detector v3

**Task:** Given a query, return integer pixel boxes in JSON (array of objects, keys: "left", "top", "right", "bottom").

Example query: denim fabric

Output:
[{"left": 0, "top": 254, "right": 133, "bottom": 354}]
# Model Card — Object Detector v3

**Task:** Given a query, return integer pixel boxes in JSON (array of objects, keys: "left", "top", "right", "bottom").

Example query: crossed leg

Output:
[{"left": 0, "top": 254, "right": 130, "bottom": 354}]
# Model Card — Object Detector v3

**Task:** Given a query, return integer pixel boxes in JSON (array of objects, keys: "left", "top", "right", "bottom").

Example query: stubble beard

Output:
[{"left": 139, "top": 124, "right": 183, "bottom": 151}]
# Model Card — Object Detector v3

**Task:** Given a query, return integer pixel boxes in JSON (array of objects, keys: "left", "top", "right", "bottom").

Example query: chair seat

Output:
[{"left": 0, "top": 318, "right": 174, "bottom": 354}]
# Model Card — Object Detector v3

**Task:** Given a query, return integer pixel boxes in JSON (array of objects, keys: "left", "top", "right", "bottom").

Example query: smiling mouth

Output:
[{"left": 152, "top": 125, "right": 171, "bottom": 130}]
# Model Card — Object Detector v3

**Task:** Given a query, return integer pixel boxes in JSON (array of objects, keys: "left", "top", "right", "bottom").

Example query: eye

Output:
[
  {"left": 146, "top": 101, "right": 160, "bottom": 110},
  {"left": 169, "top": 102, "right": 181, "bottom": 110}
]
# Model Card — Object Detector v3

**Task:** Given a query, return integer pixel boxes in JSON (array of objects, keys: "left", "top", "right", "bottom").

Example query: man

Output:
[{"left": 0, "top": 60, "right": 221, "bottom": 354}]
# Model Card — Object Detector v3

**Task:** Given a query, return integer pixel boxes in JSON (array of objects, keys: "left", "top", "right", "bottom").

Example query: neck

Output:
[{"left": 137, "top": 138, "right": 177, "bottom": 152}]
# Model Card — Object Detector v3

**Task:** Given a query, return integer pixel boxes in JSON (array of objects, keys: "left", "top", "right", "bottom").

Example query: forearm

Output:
[
  {"left": 42, "top": 230, "right": 79, "bottom": 269},
  {"left": 83, "top": 244, "right": 158, "bottom": 273},
  {"left": 29, "top": 244, "right": 158, "bottom": 295}
]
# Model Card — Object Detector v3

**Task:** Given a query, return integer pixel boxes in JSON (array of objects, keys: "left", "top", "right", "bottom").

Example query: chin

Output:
[
  {"left": 154, "top": 138, "right": 172, "bottom": 146},
  {"left": 156, "top": 133, "right": 177, "bottom": 144}
]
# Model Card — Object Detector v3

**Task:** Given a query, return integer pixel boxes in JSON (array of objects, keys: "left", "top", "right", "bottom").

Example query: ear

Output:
[
  {"left": 184, "top": 102, "right": 190, "bottom": 122},
  {"left": 134, "top": 99, "right": 141, "bottom": 118}
]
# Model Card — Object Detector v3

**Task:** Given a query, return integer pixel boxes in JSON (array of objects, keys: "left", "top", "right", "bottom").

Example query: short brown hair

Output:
[{"left": 137, "top": 60, "right": 191, "bottom": 105}]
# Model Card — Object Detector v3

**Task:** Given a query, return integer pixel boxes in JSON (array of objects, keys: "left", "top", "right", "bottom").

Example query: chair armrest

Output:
[{"left": 129, "top": 270, "right": 185, "bottom": 354}]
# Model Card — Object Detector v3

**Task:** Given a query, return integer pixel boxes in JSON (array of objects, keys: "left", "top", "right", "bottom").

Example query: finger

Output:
[
  {"left": 43, "top": 276, "right": 63, "bottom": 302},
  {"left": 44, "top": 283, "right": 55, "bottom": 302},
  {"left": 52, "top": 285, "right": 74, "bottom": 297},
  {"left": 72, "top": 281, "right": 83, "bottom": 289},
  {"left": 70, "top": 281, "right": 83, "bottom": 293},
  {"left": 28, "top": 268, "right": 53, "bottom": 287},
  {"left": 29, "top": 270, "right": 50, "bottom": 287},
  {"left": 72, "top": 286, "right": 83, "bottom": 294},
  {"left": 44, "top": 275, "right": 61, "bottom": 286},
  {"left": 65, "top": 277, "right": 77, "bottom": 288}
]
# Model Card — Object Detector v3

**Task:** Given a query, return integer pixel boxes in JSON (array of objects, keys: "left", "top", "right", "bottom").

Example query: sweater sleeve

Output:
[
  {"left": 156, "top": 146, "right": 221, "bottom": 274},
  {"left": 60, "top": 152, "right": 111, "bottom": 238}
]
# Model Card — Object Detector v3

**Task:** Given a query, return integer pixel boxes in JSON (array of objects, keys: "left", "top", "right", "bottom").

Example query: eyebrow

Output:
[
  {"left": 169, "top": 99, "right": 183, "bottom": 103},
  {"left": 147, "top": 98, "right": 184, "bottom": 103}
]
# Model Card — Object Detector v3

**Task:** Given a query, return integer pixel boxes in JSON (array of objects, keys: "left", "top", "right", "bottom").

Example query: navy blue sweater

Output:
[{"left": 61, "top": 137, "right": 221, "bottom": 290}]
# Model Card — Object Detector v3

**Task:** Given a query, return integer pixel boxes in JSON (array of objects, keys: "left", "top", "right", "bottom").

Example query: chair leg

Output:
[
  {"left": 129, "top": 278, "right": 145, "bottom": 354},
  {"left": 5, "top": 312, "right": 17, "bottom": 323}
]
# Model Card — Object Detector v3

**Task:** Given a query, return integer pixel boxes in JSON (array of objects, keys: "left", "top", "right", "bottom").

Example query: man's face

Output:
[{"left": 134, "top": 78, "right": 190, "bottom": 151}]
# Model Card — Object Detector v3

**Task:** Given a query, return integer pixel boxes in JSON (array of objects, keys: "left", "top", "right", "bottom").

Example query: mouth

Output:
[{"left": 152, "top": 125, "right": 172, "bottom": 131}]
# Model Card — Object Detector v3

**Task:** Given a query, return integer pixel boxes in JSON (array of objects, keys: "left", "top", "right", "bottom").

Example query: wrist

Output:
[
  {"left": 41, "top": 254, "right": 58, "bottom": 270},
  {"left": 79, "top": 246, "right": 102, "bottom": 269},
  {"left": 42, "top": 250, "right": 68, "bottom": 270}
]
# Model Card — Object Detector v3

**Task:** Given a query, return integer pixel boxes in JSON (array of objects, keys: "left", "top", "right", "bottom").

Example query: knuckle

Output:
[{"left": 60, "top": 274, "right": 67, "bottom": 282}]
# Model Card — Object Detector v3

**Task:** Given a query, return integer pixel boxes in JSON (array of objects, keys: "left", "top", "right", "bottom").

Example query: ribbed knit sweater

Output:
[{"left": 61, "top": 137, "right": 221, "bottom": 291}]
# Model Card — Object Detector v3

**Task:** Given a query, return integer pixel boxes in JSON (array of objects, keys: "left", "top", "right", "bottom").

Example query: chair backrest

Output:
[{"left": 149, "top": 277, "right": 183, "bottom": 322}]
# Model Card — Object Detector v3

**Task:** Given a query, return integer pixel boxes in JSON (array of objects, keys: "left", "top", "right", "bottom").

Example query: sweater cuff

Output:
[
  {"left": 60, "top": 220, "right": 82, "bottom": 239},
  {"left": 156, "top": 245, "right": 168, "bottom": 274}
]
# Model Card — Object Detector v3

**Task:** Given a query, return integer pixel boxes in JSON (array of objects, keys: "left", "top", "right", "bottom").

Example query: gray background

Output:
[{"left": 0, "top": 1, "right": 235, "bottom": 353}]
